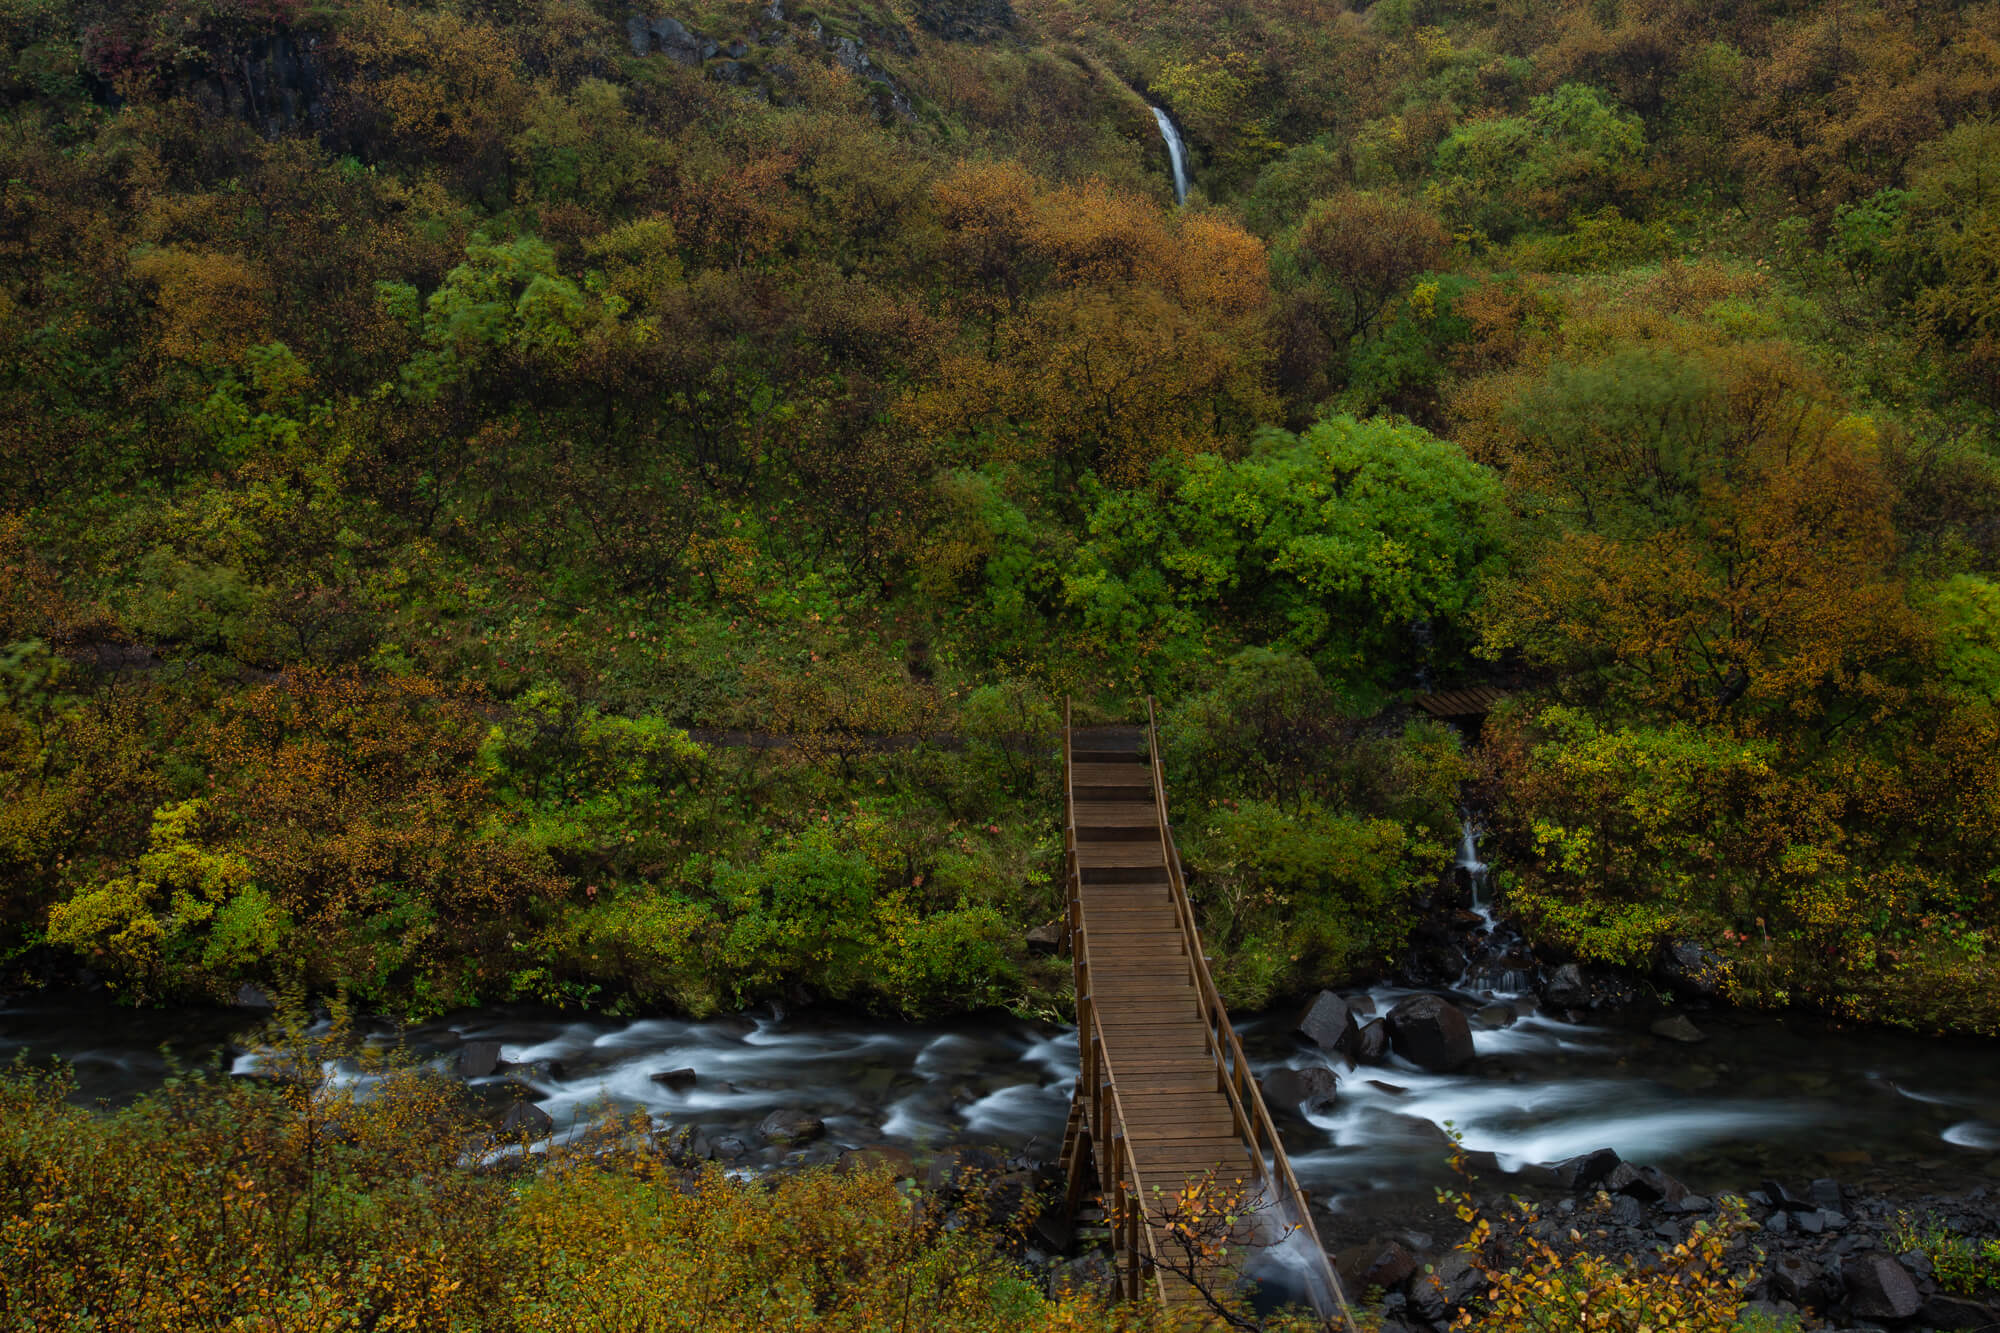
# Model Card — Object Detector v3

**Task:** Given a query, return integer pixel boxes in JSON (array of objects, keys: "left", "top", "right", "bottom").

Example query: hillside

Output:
[{"left": 2, "top": 0, "right": 1997, "bottom": 1033}]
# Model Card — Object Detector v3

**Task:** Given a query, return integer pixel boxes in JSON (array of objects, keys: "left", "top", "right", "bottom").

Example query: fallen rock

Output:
[
  {"left": 758, "top": 1108, "right": 825, "bottom": 1145},
  {"left": 458, "top": 1040, "right": 505, "bottom": 1080},
  {"left": 1770, "top": 1254, "right": 1831, "bottom": 1308},
  {"left": 1385, "top": 995, "right": 1475, "bottom": 1072},
  {"left": 1628, "top": 1164, "right": 1688, "bottom": 1206},
  {"left": 1262, "top": 1065, "right": 1339, "bottom": 1116},
  {"left": 500, "top": 1102, "right": 554, "bottom": 1139},
  {"left": 1354, "top": 1019, "right": 1390, "bottom": 1064},
  {"left": 1649, "top": 1014, "right": 1707, "bottom": 1043},
  {"left": 1295, "top": 991, "right": 1361, "bottom": 1055},
  {"left": 1843, "top": 1254, "right": 1922, "bottom": 1321},
  {"left": 650, "top": 1067, "right": 698, "bottom": 1091}
]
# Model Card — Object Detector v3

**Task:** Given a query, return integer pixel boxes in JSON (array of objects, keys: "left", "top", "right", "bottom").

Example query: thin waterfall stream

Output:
[{"left": 1150, "top": 105, "right": 1189, "bottom": 205}]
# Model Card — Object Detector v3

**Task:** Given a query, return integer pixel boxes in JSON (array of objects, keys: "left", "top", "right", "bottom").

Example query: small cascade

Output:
[
  {"left": 1455, "top": 809, "right": 1490, "bottom": 915},
  {"left": 1150, "top": 105, "right": 1190, "bottom": 205}
]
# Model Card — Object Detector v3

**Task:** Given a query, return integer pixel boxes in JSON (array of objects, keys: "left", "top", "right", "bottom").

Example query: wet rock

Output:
[
  {"left": 1262, "top": 1065, "right": 1338, "bottom": 1116},
  {"left": 1471, "top": 1003, "right": 1515, "bottom": 1030},
  {"left": 500, "top": 1102, "right": 554, "bottom": 1139},
  {"left": 926, "top": 1145, "right": 1004, "bottom": 1197},
  {"left": 1649, "top": 1013, "right": 1707, "bottom": 1043},
  {"left": 1295, "top": 991, "right": 1361, "bottom": 1055},
  {"left": 659, "top": 1123, "right": 712, "bottom": 1165},
  {"left": 1763, "top": 1179, "right": 1814, "bottom": 1212},
  {"left": 1655, "top": 939, "right": 1728, "bottom": 1002},
  {"left": 712, "top": 1135, "right": 750, "bottom": 1162},
  {"left": 1553, "top": 1148, "right": 1623, "bottom": 1191},
  {"left": 1409, "top": 1251, "right": 1483, "bottom": 1322},
  {"left": 650, "top": 1067, "right": 698, "bottom": 1091},
  {"left": 1335, "top": 1240, "right": 1418, "bottom": 1294},
  {"left": 1811, "top": 1177, "right": 1845, "bottom": 1211},
  {"left": 1540, "top": 963, "right": 1591, "bottom": 1009},
  {"left": 1355, "top": 1019, "right": 1390, "bottom": 1064},
  {"left": 1843, "top": 1254, "right": 1922, "bottom": 1320},
  {"left": 1398, "top": 936, "right": 1470, "bottom": 987},
  {"left": 1024, "top": 920, "right": 1064, "bottom": 956},
  {"left": 234, "top": 983, "right": 275, "bottom": 1011},
  {"left": 457, "top": 1040, "right": 505, "bottom": 1079},
  {"left": 1599, "top": 1162, "right": 1644, "bottom": 1195},
  {"left": 1385, "top": 995, "right": 1475, "bottom": 1072},
  {"left": 758, "top": 1108, "right": 825, "bottom": 1145},
  {"left": 508, "top": 1058, "right": 565, "bottom": 1084},
  {"left": 1608, "top": 1194, "right": 1646, "bottom": 1228}
]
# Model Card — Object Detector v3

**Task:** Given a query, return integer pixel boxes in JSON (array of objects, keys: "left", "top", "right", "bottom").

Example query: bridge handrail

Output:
[
  {"left": 1143, "top": 697, "right": 1352, "bottom": 1329},
  {"left": 1064, "top": 698, "right": 1169, "bottom": 1305}
]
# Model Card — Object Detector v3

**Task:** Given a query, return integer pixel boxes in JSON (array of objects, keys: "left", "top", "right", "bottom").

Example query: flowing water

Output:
[{"left": 1151, "top": 106, "right": 1189, "bottom": 205}]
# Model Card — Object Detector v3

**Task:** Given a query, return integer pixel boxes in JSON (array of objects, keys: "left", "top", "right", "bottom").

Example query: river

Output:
[{"left": 5, "top": 974, "right": 1997, "bottom": 1249}]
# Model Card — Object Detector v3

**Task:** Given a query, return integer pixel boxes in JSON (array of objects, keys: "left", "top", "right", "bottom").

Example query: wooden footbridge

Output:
[{"left": 1057, "top": 701, "right": 1348, "bottom": 1324}]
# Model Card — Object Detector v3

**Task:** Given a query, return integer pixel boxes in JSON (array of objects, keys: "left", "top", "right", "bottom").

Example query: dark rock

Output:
[
  {"left": 1608, "top": 1194, "right": 1646, "bottom": 1228},
  {"left": 837, "top": 1145, "right": 917, "bottom": 1178},
  {"left": 458, "top": 1040, "right": 505, "bottom": 1080},
  {"left": 1672, "top": 1194, "right": 1713, "bottom": 1213},
  {"left": 234, "top": 983, "right": 275, "bottom": 1011},
  {"left": 1409, "top": 1251, "right": 1483, "bottom": 1322},
  {"left": 710, "top": 59, "right": 746, "bottom": 83},
  {"left": 1295, "top": 991, "right": 1361, "bottom": 1054},
  {"left": 1811, "top": 1178, "right": 1845, "bottom": 1211},
  {"left": 1471, "top": 1003, "right": 1515, "bottom": 1030},
  {"left": 1553, "top": 1148, "right": 1623, "bottom": 1191},
  {"left": 651, "top": 1067, "right": 698, "bottom": 1091},
  {"left": 1629, "top": 1165, "right": 1688, "bottom": 1206},
  {"left": 1399, "top": 936, "right": 1470, "bottom": 987},
  {"left": 508, "top": 1058, "right": 565, "bottom": 1084},
  {"left": 758, "top": 1108, "right": 825, "bottom": 1145},
  {"left": 1024, "top": 920, "right": 1064, "bottom": 956},
  {"left": 1355, "top": 1019, "right": 1390, "bottom": 1063},
  {"left": 1385, "top": 995, "right": 1476, "bottom": 1072},
  {"left": 658, "top": 1123, "right": 712, "bottom": 1165},
  {"left": 1599, "top": 1162, "right": 1644, "bottom": 1196},
  {"left": 1335, "top": 1240, "right": 1418, "bottom": 1295},
  {"left": 500, "top": 1102, "right": 554, "bottom": 1138},
  {"left": 1762, "top": 1179, "right": 1814, "bottom": 1212},
  {"left": 1770, "top": 1255, "right": 1829, "bottom": 1307},
  {"left": 712, "top": 1135, "right": 749, "bottom": 1162},
  {"left": 631, "top": 15, "right": 706, "bottom": 64},
  {"left": 1366, "top": 1080, "right": 1407, "bottom": 1096},
  {"left": 926, "top": 1145, "right": 1004, "bottom": 1197},
  {"left": 1796, "top": 1209, "right": 1828, "bottom": 1235},
  {"left": 1763, "top": 1209, "right": 1791, "bottom": 1235},
  {"left": 1262, "top": 1065, "right": 1339, "bottom": 1116},
  {"left": 1649, "top": 1014, "right": 1707, "bottom": 1043},
  {"left": 1843, "top": 1254, "right": 1922, "bottom": 1321},
  {"left": 1923, "top": 1295, "right": 2000, "bottom": 1329},
  {"left": 1654, "top": 938, "right": 1727, "bottom": 1002}
]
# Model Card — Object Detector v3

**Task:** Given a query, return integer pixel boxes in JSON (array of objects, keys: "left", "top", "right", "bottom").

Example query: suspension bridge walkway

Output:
[{"left": 1056, "top": 701, "right": 1346, "bottom": 1324}]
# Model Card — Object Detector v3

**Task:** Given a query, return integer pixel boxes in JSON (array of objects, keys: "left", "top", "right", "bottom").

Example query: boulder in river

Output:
[
  {"left": 1843, "top": 1254, "right": 1922, "bottom": 1320},
  {"left": 1649, "top": 1013, "right": 1707, "bottom": 1043},
  {"left": 1354, "top": 1019, "right": 1389, "bottom": 1064},
  {"left": 1294, "top": 991, "right": 1360, "bottom": 1054},
  {"left": 500, "top": 1102, "right": 554, "bottom": 1139},
  {"left": 650, "top": 1067, "right": 698, "bottom": 1090},
  {"left": 1261, "top": 1064, "right": 1338, "bottom": 1116},
  {"left": 758, "top": 1108, "right": 826, "bottom": 1145},
  {"left": 1385, "top": 995, "right": 1475, "bottom": 1072},
  {"left": 1553, "top": 1147, "right": 1622, "bottom": 1191},
  {"left": 457, "top": 1039, "right": 505, "bottom": 1079}
]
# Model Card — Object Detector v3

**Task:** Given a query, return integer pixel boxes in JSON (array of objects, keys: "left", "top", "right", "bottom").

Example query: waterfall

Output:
[
  {"left": 1150, "top": 105, "right": 1189, "bottom": 205},
  {"left": 1456, "top": 809, "right": 1490, "bottom": 912}
]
